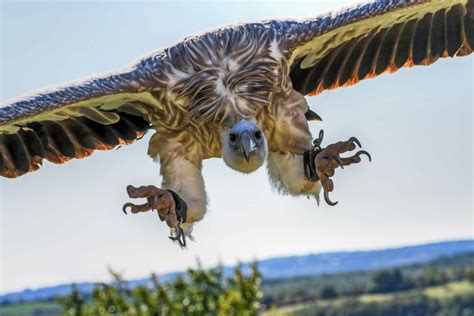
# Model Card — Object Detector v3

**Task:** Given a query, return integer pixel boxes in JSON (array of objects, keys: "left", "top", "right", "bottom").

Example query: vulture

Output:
[{"left": 1, "top": 0, "right": 472, "bottom": 247}]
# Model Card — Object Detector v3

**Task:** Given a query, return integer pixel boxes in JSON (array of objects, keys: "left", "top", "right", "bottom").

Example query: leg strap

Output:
[{"left": 303, "top": 130, "right": 324, "bottom": 182}]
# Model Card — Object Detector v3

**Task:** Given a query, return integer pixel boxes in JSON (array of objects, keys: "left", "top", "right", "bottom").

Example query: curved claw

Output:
[
  {"left": 355, "top": 150, "right": 372, "bottom": 162},
  {"left": 333, "top": 156, "right": 344, "bottom": 169},
  {"left": 319, "top": 129, "right": 324, "bottom": 140},
  {"left": 168, "top": 227, "right": 182, "bottom": 241},
  {"left": 169, "top": 226, "right": 186, "bottom": 247},
  {"left": 313, "top": 130, "right": 325, "bottom": 147},
  {"left": 126, "top": 185, "right": 136, "bottom": 198},
  {"left": 324, "top": 190, "right": 339, "bottom": 206},
  {"left": 122, "top": 202, "right": 134, "bottom": 215},
  {"left": 349, "top": 137, "right": 362, "bottom": 148}
]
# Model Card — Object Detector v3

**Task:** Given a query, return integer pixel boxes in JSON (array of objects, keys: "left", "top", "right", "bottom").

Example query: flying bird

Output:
[{"left": 1, "top": 0, "right": 472, "bottom": 247}]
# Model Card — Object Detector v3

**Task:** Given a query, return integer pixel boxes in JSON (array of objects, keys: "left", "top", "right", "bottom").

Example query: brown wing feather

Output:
[
  {"left": 0, "top": 110, "right": 150, "bottom": 178},
  {"left": 290, "top": 2, "right": 473, "bottom": 96}
]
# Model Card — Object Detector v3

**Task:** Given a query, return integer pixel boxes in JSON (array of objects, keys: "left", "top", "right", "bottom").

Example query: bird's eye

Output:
[
  {"left": 229, "top": 133, "right": 237, "bottom": 142},
  {"left": 254, "top": 131, "right": 262, "bottom": 139}
]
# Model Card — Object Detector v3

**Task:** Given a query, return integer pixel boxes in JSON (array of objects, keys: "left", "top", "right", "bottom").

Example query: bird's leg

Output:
[
  {"left": 122, "top": 184, "right": 188, "bottom": 247},
  {"left": 305, "top": 130, "right": 371, "bottom": 206}
]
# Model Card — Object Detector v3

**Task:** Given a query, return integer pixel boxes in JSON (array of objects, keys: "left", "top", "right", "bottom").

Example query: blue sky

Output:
[{"left": 1, "top": 1, "right": 472, "bottom": 293}]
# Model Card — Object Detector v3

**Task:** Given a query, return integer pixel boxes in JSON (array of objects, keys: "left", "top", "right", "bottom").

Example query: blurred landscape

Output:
[{"left": 1, "top": 239, "right": 473, "bottom": 315}]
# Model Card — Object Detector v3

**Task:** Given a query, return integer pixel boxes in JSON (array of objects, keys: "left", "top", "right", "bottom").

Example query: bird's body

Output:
[
  {"left": 143, "top": 28, "right": 319, "bottom": 232},
  {"left": 1, "top": 0, "right": 472, "bottom": 245}
]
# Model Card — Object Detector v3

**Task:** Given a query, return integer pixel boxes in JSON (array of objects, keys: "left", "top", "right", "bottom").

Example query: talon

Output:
[
  {"left": 313, "top": 130, "right": 325, "bottom": 147},
  {"left": 333, "top": 156, "right": 344, "bottom": 169},
  {"left": 349, "top": 137, "right": 362, "bottom": 148},
  {"left": 168, "top": 226, "right": 182, "bottom": 241},
  {"left": 324, "top": 190, "right": 338, "bottom": 206},
  {"left": 122, "top": 202, "right": 134, "bottom": 215},
  {"left": 126, "top": 185, "right": 136, "bottom": 197},
  {"left": 355, "top": 150, "right": 371, "bottom": 162},
  {"left": 169, "top": 226, "right": 186, "bottom": 247}
]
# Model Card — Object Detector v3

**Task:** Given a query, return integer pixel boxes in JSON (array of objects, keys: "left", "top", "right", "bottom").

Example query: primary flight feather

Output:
[{"left": 1, "top": 0, "right": 472, "bottom": 246}]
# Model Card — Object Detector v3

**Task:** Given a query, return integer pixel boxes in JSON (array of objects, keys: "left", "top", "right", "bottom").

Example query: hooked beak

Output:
[
  {"left": 305, "top": 109, "right": 323, "bottom": 121},
  {"left": 241, "top": 133, "right": 256, "bottom": 162}
]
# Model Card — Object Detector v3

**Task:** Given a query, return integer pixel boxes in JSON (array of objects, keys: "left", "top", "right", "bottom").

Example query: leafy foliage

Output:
[
  {"left": 370, "top": 269, "right": 409, "bottom": 293},
  {"left": 318, "top": 286, "right": 339, "bottom": 299},
  {"left": 57, "top": 263, "right": 261, "bottom": 316}
]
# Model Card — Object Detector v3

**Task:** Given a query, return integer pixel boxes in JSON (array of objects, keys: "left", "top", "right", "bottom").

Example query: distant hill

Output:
[
  {"left": 1, "top": 239, "right": 473, "bottom": 304},
  {"left": 254, "top": 239, "right": 474, "bottom": 280}
]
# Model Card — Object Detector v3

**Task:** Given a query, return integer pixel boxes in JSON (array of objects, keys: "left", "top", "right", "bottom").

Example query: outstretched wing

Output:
[
  {"left": 278, "top": 0, "right": 473, "bottom": 96},
  {"left": 3, "top": 0, "right": 472, "bottom": 178},
  {"left": 0, "top": 57, "right": 166, "bottom": 178}
]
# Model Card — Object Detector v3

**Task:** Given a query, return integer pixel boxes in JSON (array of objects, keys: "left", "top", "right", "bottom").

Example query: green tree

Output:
[
  {"left": 57, "top": 262, "right": 261, "bottom": 315},
  {"left": 218, "top": 262, "right": 262, "bottom": 315},
  {"left": 371, "top": 268, "right": 408, "bottom": 293},
  {"left": 318, "top": 285, "right": 338, "bottom": 299},
  {"left": 57, "top": 284, "right": 87, "bottom": 315},
  {"left": 421, "top": 267, "right": 448, "bottom": 287}
]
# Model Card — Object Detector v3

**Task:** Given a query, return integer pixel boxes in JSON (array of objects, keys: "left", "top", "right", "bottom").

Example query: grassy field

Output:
[
  {"left": 0, "top": 301, "right": 61, "bottom": 316},
  {"left": 263, "top": 281, "right": 474, "bottom": 316}
]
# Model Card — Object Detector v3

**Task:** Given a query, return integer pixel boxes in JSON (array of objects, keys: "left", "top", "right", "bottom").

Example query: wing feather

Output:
[
  {"left": 0, "top": 60, "right": 159, "bottom": 177},
  {"left": 282, "top": 0, "right": 473, "bottom": 96},
  {"left": 3, "top": 0, "right": 473, "bottom": 178}
]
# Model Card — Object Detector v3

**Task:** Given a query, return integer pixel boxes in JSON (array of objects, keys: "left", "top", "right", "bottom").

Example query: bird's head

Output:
[{"left": 222, "top": 119, "right": 268, "bottom": 173}]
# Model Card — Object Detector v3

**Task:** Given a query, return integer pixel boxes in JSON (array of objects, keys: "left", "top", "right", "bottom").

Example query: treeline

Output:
[
  {"left": 57, "top": 263, "right": 261, "bottom": 315},
  {"left": 262, "top": 252, "right": 474, "bottom": 307},
  {"left": 272, "top": 254, "right": 474, "bottom": 315},
  {"left": 369, "top": 264, "right": 474, "bottom": 294},
  {"left": 297, "top": 293, "right": 474, "bottom": 316}
]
